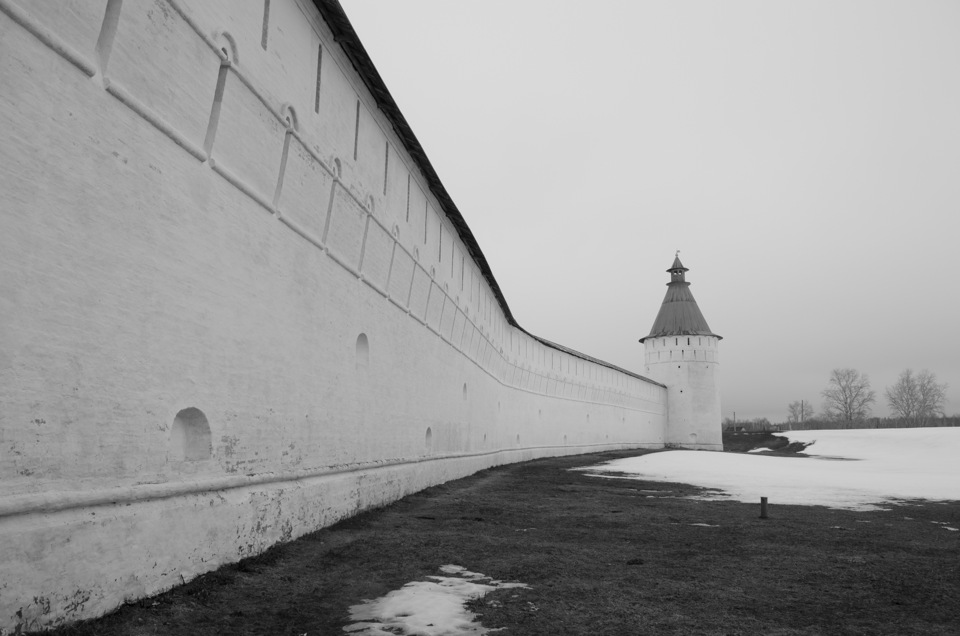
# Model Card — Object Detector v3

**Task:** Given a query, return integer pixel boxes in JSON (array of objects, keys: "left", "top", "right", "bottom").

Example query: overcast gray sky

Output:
[{"left": 341, "top": 0, "right": 960, "bottom": 422}]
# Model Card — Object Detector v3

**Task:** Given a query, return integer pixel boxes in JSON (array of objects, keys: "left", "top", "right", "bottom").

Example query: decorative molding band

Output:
[
  {"left": 0, "top": 0, "right": 97, "bottom": 77},
  {"left": 104, "top": 80, "right": 207, "bottom": 162},
  {"left": 209, "top": 159, "right": 277, "bottom": 215},
  {"left": 278, "top": 215, "right": 325, "bottom": 251},
  {"left": 0, "top": 442, "right": 656, "bottom": 520}
]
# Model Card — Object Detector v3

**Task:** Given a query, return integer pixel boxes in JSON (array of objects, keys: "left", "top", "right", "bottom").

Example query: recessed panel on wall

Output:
[
  {"left": 483, "top": 342, "right": 494, "bottom": 369},
  {"left": 452, "top": 310, "right": 466, "bottom": 350},
  {"left": 28, "top": 0, "right": 107, "bottom": 64},
  {"left": 461, "top": 324, "right": 475, "bottom": 356},
  {"left": 110, "top": 0, "right": 220, "bottom": 150},
  {"left": 426, "top": 283, "right": 444, "bottom": 331},
  {"left": 440, "top": 297, "right": 456, "bottom": 341},
  {"left": 387, "top": 248, "right": 414, "bottom": 307},
  {"left": 470, "top": 327, "right": 482, "bottom": 359},
  {"left": 383, "top": 151, "right": 408, "bottom": 223},
  {"left": 212, "top": 71, "right": 285, "bottom": 202},
  {"left": 354, "top": 102, "right": 385, "bottom": 197},
  {"left": 475, "top": 340, "right": 487, "bottom": 369},
  {"left": 278, "top": 137, "right": 334, "bottom": 239},
  {"left": 360, "top": 220, "right": 393, "bottom": 293},
  {"left": 408, "top": 265, "right": 430, "bottom": 321},
  {"left": 326, "top": 185, "right": 367, "bottom": 271}
]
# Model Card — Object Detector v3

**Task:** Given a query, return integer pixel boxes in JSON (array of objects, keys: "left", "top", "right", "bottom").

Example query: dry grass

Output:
[{"left": 41, "top": 447, "right": 960, "bottom": 635}]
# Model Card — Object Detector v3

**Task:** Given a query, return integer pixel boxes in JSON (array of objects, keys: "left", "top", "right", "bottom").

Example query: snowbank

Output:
[
  {"left": 343, "top": 565, "right": 528, "bottom": 635},
  {"left": 584, "top": 428, "right": 960, "bottom": 511}
]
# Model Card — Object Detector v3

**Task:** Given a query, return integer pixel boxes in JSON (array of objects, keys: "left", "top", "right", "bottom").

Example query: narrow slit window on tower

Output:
[
  {"left": 260, "top": 0, "right": 271, "bottom": 49},
  {"left": 687, "top": 338, "right": 690, "bottom": 345},
  {"left": 423, "top": 202, "right": 428, "bottom": 243},
  {"left": 383, "top": 143, "right": 390, "bottom": 195},
  {"left": 353, "top": 100, "right": 360, "bottom": 160},
  {"left": 405, "top": 174, "right": 411, "bottom": 222},
  {"left": 314, "top": 44, "right": 323, "bottom": 112},
  {"left": 438, "top": 223, "right": 443, "bottom": 262}
]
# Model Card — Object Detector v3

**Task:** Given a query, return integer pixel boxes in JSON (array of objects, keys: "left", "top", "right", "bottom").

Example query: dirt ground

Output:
[{"left": 39, "top": 443, "right": 960, "bottom": 635}]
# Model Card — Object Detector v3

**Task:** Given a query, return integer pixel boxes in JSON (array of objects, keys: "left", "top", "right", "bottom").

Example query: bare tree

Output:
[
  {"left": 885, "top": 369, "right": 947, "bottom": 427},
  {"left": 786, "top": 400, "right": 814, "bottom": 424},
  {"left": 821, "top": 368, "right": 875, "bottom": 423}
]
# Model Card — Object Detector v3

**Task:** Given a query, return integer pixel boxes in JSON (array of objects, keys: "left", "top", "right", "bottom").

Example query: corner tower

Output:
[{"left": 640, "top": 255, "right": 722, "bottom": 450}]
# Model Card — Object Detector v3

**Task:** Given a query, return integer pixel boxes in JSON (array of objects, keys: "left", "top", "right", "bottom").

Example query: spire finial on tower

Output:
[{"left": 668, "top": 252, "right": 688, "bottom": 274}]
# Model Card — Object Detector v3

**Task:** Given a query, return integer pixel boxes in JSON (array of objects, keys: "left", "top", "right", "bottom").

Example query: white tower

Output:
[{"left": 640, "top": 255, "right": 722, "bottom": 450}]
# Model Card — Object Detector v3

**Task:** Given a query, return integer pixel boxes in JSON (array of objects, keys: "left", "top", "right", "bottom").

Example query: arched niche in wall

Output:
[
  {"left": 356, "top": 333, "right": 369, "bottom": 367},
  {"left": 171, "top": 407, "right": 212, "bottom": 461}
]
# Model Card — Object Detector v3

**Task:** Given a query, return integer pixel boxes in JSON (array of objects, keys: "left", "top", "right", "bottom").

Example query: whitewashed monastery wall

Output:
[{"left": 0, "top": 0, "right": 668, "bottom": 631}]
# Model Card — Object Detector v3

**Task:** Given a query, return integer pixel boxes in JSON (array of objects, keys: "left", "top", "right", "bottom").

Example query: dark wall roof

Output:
[{"left": 313, "top": 1, "right": 660, "bottom": 385}]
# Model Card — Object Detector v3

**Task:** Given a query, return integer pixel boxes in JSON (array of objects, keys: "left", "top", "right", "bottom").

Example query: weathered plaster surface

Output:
[{"left": 0, "top": 0, "right": 668, "bottom": 631}]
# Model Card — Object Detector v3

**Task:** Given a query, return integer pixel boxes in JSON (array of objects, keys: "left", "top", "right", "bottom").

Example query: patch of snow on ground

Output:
[
  {"left": 584, "top": 428, "right": 960, "bottom": 511},
  {"left": 343, "top": 565, "right": 528, "bottom": 635}
]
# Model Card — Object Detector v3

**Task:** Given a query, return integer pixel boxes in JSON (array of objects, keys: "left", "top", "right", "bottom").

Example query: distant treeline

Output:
[{"left": 723, "top": 417, "right": 960, "bottom": 432}]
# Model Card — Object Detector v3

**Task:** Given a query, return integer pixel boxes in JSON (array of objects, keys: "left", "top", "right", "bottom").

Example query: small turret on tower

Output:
[{"left": 640, "top": 255, "right": 722, "bottom": 450}]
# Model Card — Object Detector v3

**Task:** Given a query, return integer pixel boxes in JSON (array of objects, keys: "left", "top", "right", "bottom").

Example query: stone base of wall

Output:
[{"left": 0, "top": 443, "right": 659, "bottom": 633}]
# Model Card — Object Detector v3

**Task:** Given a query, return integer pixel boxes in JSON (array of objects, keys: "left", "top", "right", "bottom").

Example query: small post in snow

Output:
[{"left": 760, "top": 497, "right": 769, "bottom": 519}]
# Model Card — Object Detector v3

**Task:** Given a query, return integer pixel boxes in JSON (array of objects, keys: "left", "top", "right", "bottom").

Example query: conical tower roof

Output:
[{"left": 639, "top": 255, "right": 721, "bottom": 343}]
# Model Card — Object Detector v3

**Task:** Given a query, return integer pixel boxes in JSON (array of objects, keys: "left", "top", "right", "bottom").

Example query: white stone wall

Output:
[
  {"left": 644, "top": 336, "right": 722, "bottom": 450},
  {"left": 0, "top": 0, "right": 667, "bottom": 631}
]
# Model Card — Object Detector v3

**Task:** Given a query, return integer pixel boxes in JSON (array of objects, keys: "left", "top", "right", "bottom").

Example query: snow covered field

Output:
[
  {"left": 336, "top": 429, "right": 959, "bottom": 635},
  {"left": 585, "top": 427, "right": 960, "bottom": 511}
]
